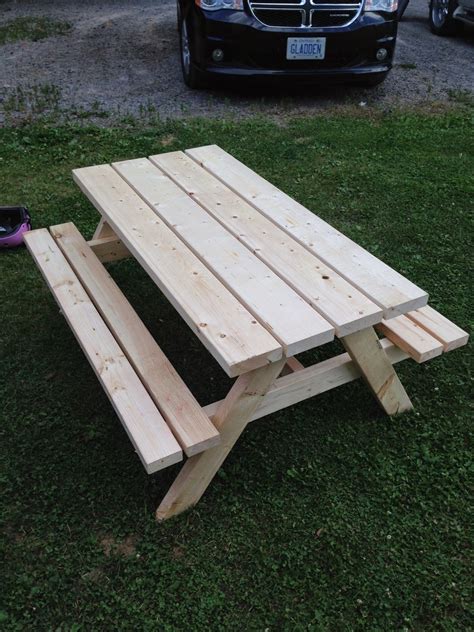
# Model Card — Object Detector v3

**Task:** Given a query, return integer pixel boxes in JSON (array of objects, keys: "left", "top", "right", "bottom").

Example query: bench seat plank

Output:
[
  {"left": 186, "top": 145, "right": 428, "bottom": 319},
  {"left": 51, "top": 222, "right": 221, "bottom": 457},
  {"left": 112, "top": 158, "right": 334, "bottom": 356},
  {"left": 73, "top": 164, "right": 283, "bottom": 377},
  {"left": 24, "top": 228, "right": 183, "bottom": 474},
  {"left": 376, "top": 314, "right": 444, "bottom": 363},
  {"left": 407, "top": 306, "right": 469, "bottom": 352},
  {"left": 150, "top": 151, "right": 382, "bottom": 338}
]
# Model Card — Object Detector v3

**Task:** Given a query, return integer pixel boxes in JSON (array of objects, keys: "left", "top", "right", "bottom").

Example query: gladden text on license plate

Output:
[{"left": 286, "top": 38, "right": 326, "bottom": 60}]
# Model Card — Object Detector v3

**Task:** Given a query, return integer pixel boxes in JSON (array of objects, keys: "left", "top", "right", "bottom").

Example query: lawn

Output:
[{"left": 1, "top": 112, "right": 473, "bottom": 631}]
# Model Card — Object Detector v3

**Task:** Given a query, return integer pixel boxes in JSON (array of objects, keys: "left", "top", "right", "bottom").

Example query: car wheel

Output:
[
  {"left": 355, "top": 73, "right": 387, "bottom": 87},
  {"left": 179, "top": 13, "right": 205, "bottom": 89},
  {"left": 429, "top": 0, "right": 459, "bottom": 34}
]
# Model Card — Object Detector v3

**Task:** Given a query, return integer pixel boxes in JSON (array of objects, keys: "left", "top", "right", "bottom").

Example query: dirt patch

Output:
[{"left": 100, "top": 534, "right": 137, "bottom": 557}]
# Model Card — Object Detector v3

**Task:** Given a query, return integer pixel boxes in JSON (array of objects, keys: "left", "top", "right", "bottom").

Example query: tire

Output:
[
  {"left": 178, "top": 12, "right": 206, "bottom": 89},
  {"left": 397, "top": 0, "right": 410, "bottom": 20},
  {"left": 429, "top": 0, "right": 459, "bottom": 34},
  {"left": 355, "top": 73, "right": 388, "bottom": 87}
]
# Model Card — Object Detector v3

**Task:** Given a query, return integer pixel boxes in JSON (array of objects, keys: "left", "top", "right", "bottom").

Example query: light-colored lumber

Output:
[
  {"left": 156, "top": 358, "right": 286, "bottom": 520},
  {"left": 406, "top": 305, "right": 469, "bottom": 352},
  {"left": 93, "top": 216, "right": 115, "bottom": 240},
  {"left": 51, "top": 222, "right": 221, "bottom": 457},
  {"left": 87, "top": 234, "right": 130, "bottom": 263},
  {"left": 342, "top": 327, "right": 413, "bottom": 415},
  {"left": 24, "top": 228, "right": 183, "bottom": 474},
  {"left": 152, "top": 150, "right": 382, "bottom": 337},
  {"left": 376, "top": 314, "right": 443, "bottom": 363},
  {"left": 112, "top": 158, "right": 334, "bottom": 356},
  {"left": 73, "top": 164, "right": 282, "bottom": 377},
  {"left": 186, "top": 145, "right": 428, "bottom": 319},
  {"left": 280, "top": 356, "right": 305, "bottom": 376},
  {"left": 203, "top": 338, "right": 409, "bottom": 422}
]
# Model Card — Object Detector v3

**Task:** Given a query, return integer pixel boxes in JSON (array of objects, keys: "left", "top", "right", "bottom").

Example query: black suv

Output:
[{"left": 177, "top": 0, "right": 398, "bottom": 88}]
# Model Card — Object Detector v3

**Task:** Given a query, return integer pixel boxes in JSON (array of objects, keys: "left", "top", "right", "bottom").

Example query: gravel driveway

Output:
[{"left": 0, "top": 0, "right": 473, "bottom": 122}]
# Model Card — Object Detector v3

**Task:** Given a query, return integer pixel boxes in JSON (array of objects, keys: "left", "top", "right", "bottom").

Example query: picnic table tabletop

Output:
[{"left": 73, "top": 144, "right": 428, "bottom": 378}]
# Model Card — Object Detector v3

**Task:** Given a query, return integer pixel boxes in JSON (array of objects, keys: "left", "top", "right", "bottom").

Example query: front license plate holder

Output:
[{"left": 286, "top": 37, "right": 326, "bottom": 60}]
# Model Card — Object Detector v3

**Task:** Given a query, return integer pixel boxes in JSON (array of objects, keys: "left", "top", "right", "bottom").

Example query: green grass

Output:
[
  {"left": 0, "top": 112, "right": 473, "bottom": 631},
  {"left": 0, "top": 17, "right": 71, "bottom": 46}
]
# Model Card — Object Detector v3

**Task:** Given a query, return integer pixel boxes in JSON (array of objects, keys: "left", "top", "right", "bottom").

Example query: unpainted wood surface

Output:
[
  {"left": 52, "top": 222, "right": 221, "bottom": 457},
  {"left": 186, "top": 145, "right": 428, "bottom": 319},
  {"left": 407, "top": 305, "right": 469, "bottom": 352},
  {"left": 152, "top": 150, "right": 383, "bottom": 337},
  {"left": 87, "top": 234, "right": 130, "bottom": 263},
  {"left": 342, "top": 327, "right": 413, "bottom": 415},
  {"left": 113, "top": 157, "right": 334, "bottom": 356},
  {"left": 24, "top": 228, "right": 183, "bottom": 474},
  {"left": 376, "top": 314, "right": 443, "bottom": 363},
  {"left": 93, "top": 216, "right": 115, "bottom": 240},
  {"left": 203, "top": 338, "right": 409, "bottom": 423},
  {"left": 156, "top": 358, "right": 286, "bottom": 520},
  {"left": 73, "top": 164, "right": 282, "bottom": 377}
]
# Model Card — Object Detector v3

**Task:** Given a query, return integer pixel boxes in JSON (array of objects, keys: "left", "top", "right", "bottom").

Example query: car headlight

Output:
[
  {"left": 195, "top": 0, "right": 244, "bottom": 10},
  {"left": 365, "top": 0, "right": 398, "bottom": 11}
]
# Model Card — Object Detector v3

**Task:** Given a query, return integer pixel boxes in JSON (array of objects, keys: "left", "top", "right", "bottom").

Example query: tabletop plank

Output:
[
  {"left": 113, "top": 158, "right": 335, "bottom": 356},
  {"left": 186, "top": 145, "right": 429, "bottom": 319},
  {"left": 152, "top": 150, "right": 383, "bottom": 338},
  {"left": 73, "top": 164, "right": 283, "bottom": 377}
]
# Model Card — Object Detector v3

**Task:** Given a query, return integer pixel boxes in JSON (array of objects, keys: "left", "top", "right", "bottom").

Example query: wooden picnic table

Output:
[{"left": 25, "top": 145, "right": 468, "bottom": 521}]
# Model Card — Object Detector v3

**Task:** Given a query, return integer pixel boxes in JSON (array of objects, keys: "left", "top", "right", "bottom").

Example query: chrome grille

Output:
[{"left": 248, "top": 0, "right": 363, "bottom": 28}]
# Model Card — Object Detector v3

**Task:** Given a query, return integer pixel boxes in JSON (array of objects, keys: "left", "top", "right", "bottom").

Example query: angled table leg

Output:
[
  {"left": 342, "top": 327, "right": 413, "bottom": 415},
  {"left": 156, "top": 358, "right": 286, "bottom": 521},
  {"left": 93, "top": 216, "right": 115, "bottom": 240}
]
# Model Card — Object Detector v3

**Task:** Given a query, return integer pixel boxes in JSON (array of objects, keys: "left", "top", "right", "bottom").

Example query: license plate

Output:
[{"left": 286, "top": 37, "right": 326, "bottom": 60}]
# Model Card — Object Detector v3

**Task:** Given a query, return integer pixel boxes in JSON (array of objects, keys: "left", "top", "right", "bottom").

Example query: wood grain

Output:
[
  {"left": 407, "top": 305, "right": 469, "bottom": 352},
  {"left": 52, "top": 222, "right": 221, "bottom": 457},
  {"left": 186, "top": 145, "right": 428, "bottom": 319},
  {"left": 376, "top": 314, "right": 443, "bottom": 363},
  {"left": 73, "top": 164, "right": 282, "bottom": 377},
  {"left": 112, "top": 157, "right": 334, "bottom": 356},
  {"left": 342, "top": 327, "right": 413, "bottom": 415},
  {"left": 156, "top": 358, "right": 286, "bottom": 520},
  {"left": 152, "top": 150, "right": 382, "bottom": 337},
  {"left": 24, "top": 228, "right": 183, "bottom": 473}
]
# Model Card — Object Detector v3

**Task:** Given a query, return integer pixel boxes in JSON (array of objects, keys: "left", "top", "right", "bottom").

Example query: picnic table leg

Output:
[
  {"left": 93, "top": 216, "right": 115, "bottom": 240},
  {"left": 156, "top": 358, "right": 286, "bottom": 521},
  {"left": 342, "top": 327, "right": 413, "bottom": 415}
]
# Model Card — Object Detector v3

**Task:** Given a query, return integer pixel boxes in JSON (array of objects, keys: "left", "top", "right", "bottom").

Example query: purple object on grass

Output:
[{"left": 0, "top": 207, "right": 32, "bottom": 248}]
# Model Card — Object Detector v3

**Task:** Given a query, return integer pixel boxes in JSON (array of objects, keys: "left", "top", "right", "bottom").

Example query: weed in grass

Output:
[
  {"left": 0, "top": 17, "right": 71, "bottom": 45},
  {"left": 2, "top": 84, "right": 61, "bottom": 118},
  {"left": 0, "top": 112, "right": 472, "bottom": 630},
  {"left": 448, "top": 89, "right": 474, "bottom": 107}
]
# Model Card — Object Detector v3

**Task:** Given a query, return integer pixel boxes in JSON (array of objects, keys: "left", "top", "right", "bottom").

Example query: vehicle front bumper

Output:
[{"left": 188, "top": 7, "right": 397, "bottom": 81}]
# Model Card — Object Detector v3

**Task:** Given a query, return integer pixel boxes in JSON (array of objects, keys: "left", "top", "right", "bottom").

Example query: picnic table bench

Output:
[{"left": 25, "top": 145, "right": 468, "bottom": 520}]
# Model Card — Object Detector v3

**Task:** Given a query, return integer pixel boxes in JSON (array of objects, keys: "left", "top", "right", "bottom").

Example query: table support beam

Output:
[
  {"left": 88, "top": 217, "right": 130, "bottom": 263},
  {"left": 341, "top": 327, "right": 413, "bottom": 415},
  {"left": 93, "top": 216, "right": 115, "bottom": 240},
  {"left": 156, "top": 358, "right": 286, "bottom": 521}
]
